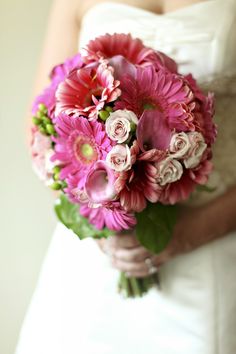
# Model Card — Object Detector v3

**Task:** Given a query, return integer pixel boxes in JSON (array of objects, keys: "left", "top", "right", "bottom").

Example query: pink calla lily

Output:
[
  {"left": 137, "top": 109, "right": 172, "bottom": 151},
  {"left": 85, "top": 161, "right": 117, "bottom": 204}
]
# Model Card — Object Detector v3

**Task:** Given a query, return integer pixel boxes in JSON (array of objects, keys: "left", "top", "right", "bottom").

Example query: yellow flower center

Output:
[{"left": 81, "top": 143, "right": 94, "bottom": 158}]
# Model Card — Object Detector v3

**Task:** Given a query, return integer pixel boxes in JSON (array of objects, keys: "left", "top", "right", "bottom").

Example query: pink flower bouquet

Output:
[{"left": 31, "top": 33, "right": 217, "bottom": 297}]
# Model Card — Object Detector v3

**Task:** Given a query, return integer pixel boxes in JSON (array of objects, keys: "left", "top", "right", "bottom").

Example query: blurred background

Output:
[{"left": 0, "top": 1, "right": 56, "bottom": 353}]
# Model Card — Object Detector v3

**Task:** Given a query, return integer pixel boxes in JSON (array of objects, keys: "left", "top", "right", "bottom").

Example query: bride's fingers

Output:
[
  {"left": 113, "top": 246, "right": 151, "bottom": 262},
  {"left": 111, "top": 258, "right": 146, "bottom": 273},
  {"left": 108, "top": 234, "right": 140, "bottom": 249}
]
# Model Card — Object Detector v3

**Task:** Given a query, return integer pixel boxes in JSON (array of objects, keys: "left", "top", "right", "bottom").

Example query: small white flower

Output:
[
  {"left": 156, "top": 158, "right": 183, "bottom": 186},
  {"left": 106, "top": 144, "right": 131, "bottom": 172},
  {"left": 105, "top": 109, "right": 138, "bottom": 143},
  {"left": 184, "top": 132, "right": 207, "bottom": 169},
  {"left": 169, "top": 132, "right": 191, "bottom": 159}
]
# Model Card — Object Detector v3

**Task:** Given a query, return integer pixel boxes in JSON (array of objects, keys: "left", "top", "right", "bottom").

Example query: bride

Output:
[{"left": 16, "top": 0, "right": 236, "bottom": 353}]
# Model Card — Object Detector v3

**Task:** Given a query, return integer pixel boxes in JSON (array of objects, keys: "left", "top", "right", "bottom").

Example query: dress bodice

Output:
[{"left": 78, "top": 0, "right": 236, "bottom": 204}]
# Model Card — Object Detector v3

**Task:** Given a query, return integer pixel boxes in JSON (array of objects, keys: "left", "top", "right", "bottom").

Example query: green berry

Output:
[
  {"left": 38, "top": 103, "right": 47, "bottom": 113},
  {"left": 53, "top": 172, "right": 60, "bottom": 181},
  {"left": 99, "top": 110, "right": 110, "bottom": 121},
  {"left": 105, "top": 106, "right": 113, "bottom": 113},
  {"left": 50, "top": 182, "right": 61, "bottom": 190},
  {"left": 36, "top": 110, "right": 45, "bottom": 119},
  {"left": 32, "top": 116, "right": 42, "bottom": 126},
  {"left": 130, "top": 122, "right": 136, "bottom": 133},
  {"left": 53, "top": 166, "right": 61, "bottom": 174},
  {"left": 42, "top": 116, "right": 51, "bottom": 125},
  {"left": 46, "top": 124, "right": 56, "bottom": 135},
  {"left": 39, "top": 126, "right": 47, "bottom": 135}
]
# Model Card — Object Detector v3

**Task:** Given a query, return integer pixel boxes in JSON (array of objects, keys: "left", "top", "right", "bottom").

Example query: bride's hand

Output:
[
  {"left": 97, "top": 231, "right": 156, "bottom": 278},
  {"left": 97, "top": 205, "right": 210, "bottom": 278}
]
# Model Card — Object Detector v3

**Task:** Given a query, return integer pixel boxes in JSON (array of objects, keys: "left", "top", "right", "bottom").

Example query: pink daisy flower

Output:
[
  {"left": 80, "top": 202, "right": 136, "bottom": 231},
  {"left": 159, "top": 171, "right": 196, "bottom": 205},
  {"left": 51, "top": 114, "right": 114, "bottom": 185},
  {"left": 115, "top": 66, "right": 195, "bottom": 133},
  {"left": 55, "top": 61, "right": 121, "bottom": 120},
  {"left": 82, "top": 33, "right": 177, "bottom": 73},
  {"left": 158, "top": 153, "right": 213, "bottom": 205},
  {"left": 117, "top": 161, "right": 162, "bottom": 213}
]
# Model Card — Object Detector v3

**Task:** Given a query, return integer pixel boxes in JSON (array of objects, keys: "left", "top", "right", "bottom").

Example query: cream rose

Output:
[
  {"left": 184, "top": 132, "right": 207, "bottom": 169},
  {"left": 106, "top": 144, "right": 131, "bottom": 172},
  {"left": 169, "top": 132, "right": 191, "bottom": 159},
  {"left": 156, "top": 158, "right": 183, "bottom": 186},
  {"left": 105, "top": 109, "right": 138, "bottom": 143}
]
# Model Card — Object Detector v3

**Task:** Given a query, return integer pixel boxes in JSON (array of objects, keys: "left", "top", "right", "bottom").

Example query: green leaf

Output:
[
  {"left": 54, "top": 194, "right": 113, "bottom": 240},
  {"left": 136, "top": 203, "right": 178, "bottom": 254}
]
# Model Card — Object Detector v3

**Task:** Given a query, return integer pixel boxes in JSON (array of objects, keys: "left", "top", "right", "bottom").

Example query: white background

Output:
[{"left": 0, "top": 1, "right": 56, "bottom": 353}]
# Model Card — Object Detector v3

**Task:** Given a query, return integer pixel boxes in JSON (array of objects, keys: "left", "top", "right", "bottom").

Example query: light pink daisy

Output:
[
  {"left": 82, "top": 33, "right": 177, "bottom": 73},
  {"left": 115, "top": 66, "right": 195, "bottom": 133},
  {"left": 51, "top": 114, "right": 114, "bottom": 185},
  {"left": 80, "top": 202, "right": 136, "bottom": 231},
  {"left": 55, "top": 61, "right": 121, "bottom": 120}
]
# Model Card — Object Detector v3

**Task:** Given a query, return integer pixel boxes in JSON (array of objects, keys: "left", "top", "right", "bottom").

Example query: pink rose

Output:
[
  {"left": 184, "top": 132, "right": 207, "bottom": 169},
  {"left": 169, "top": 132, "right": 191, "bottom": 159},
  {"left": 85, "top": 161, "right": 117, "bottom": 204},
  {"left": 106, "top": 144, "right": 131, "bottom": 172},
  {"left": 105, "top": 109, "right": 138, "bottom": 143},
  {"left": 155, "top": 158, "right": 183, "bottom": 186}
]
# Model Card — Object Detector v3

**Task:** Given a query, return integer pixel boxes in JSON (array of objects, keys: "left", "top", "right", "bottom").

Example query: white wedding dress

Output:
[{"left": 15, "top": 1, "right": 236, "bottom": 353}]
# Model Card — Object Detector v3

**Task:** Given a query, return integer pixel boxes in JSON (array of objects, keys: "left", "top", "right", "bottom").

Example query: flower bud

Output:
[
  {"left": 53, "top": 166, "right": 61, "bottom": 174},
  {"left": 39, "top": 126, "right": 47, "bottom": 135},
  {"left": 46, "top": 124, "right": 56, "bottom": 135},
  {"left": 53, "top": 172, "right": 60, "bottom": 181},
  {"left": 50, "top": 182, "right": 61, "bottom": 190},
  {"left": 105, "top": 106, "right": 113, "bottom": 113},
  {"left": 32, "top": 116, "right": 42, "bottom": 126},
  {"left": 42, "top": 116, "right": 51, "bottom": 125},
  {"left": 38, "top": 103, "right": 47, "bottom": 114},
  {"left": 99, "top": 110, "right": 110, "bottom": 121}
]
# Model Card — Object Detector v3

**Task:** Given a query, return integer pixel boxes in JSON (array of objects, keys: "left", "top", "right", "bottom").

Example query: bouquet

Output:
[{"left": 31, "top": 33, "right": 217, "bottom": 297}]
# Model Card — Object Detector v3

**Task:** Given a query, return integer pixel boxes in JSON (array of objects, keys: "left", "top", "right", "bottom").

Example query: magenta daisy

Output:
[
  {"left": 55, "top": 61, "right": 121, "bottom": 120},
  {"left": 80, "top": 202, "right": 136, "bottom": 231},
  {"left": 115, "top": 66, "right": 195, "bottom": 132},
  {"left": 51, "top": 114, "right": 114, "bottom": 186}
]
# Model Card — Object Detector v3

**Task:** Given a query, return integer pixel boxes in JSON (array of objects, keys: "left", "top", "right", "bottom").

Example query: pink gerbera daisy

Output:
[
  {"left": 115, "top": 66, "right": 195, "bottom": 132},
  {"left": 51, "top": 114, "right": 114, "bottom": 186},
  {"left": 80, "top": 202, "right": 136, "bottom": 231},
  {"left": 82, "top": 33, "right": 177, "bottom": 73},
  {"left": 55, "top": 61, "right": 121, "bottom": 120},
  {"left": 116, "top": 161, "right": 162, "bottom": 213},
  {"left": 184, "top": 74, "right": 217, "bottom": 144}
]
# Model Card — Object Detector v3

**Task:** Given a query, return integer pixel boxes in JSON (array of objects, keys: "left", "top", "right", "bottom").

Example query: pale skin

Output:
[{"left": 31, "top": 0, "right": 236, "bottom": 278}]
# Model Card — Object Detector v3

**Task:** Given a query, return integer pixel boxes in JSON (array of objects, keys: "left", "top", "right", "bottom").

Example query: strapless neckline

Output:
[{"left": 82, "top": 0, "right": 216, "bottom": 24}]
